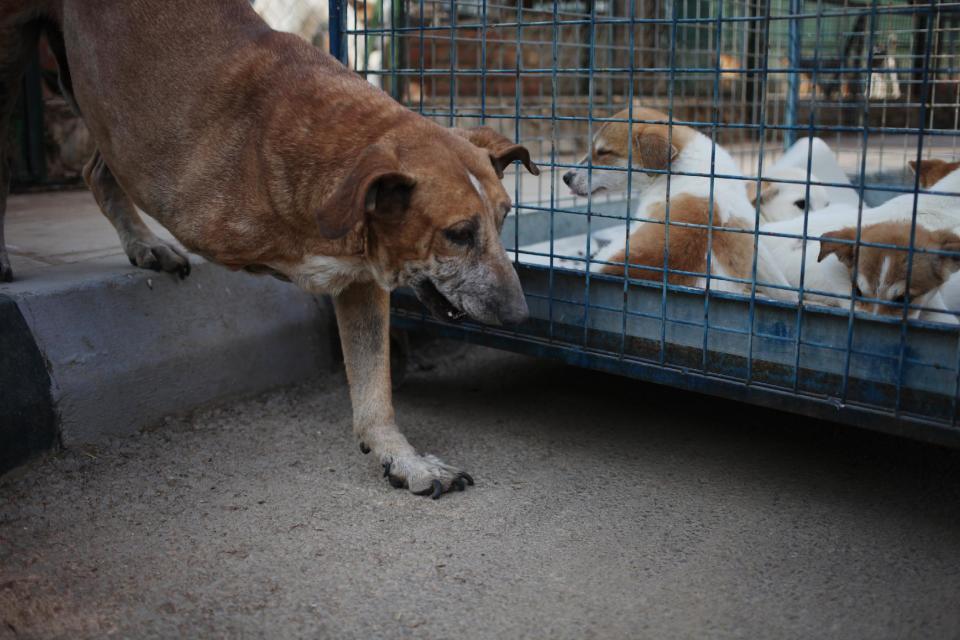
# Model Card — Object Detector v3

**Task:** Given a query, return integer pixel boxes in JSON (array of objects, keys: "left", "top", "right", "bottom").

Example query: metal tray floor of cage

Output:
[{"left": 393, "top": 263, "right": 960, "bottom": 448}]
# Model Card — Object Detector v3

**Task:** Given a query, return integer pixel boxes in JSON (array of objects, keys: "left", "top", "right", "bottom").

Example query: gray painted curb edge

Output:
[
  {"left": 0, "top": 294, "right": 58, "bottom": 474},
  {"left": 1, "top": 258, "right": 336, "bottom": 472}
]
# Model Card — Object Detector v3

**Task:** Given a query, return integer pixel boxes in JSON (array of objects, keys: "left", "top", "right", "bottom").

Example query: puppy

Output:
[
  {"left": 818, "top": 222, "right": 960, "bottom": 321},
  {"left": 746, "top": 167, "right": 830, "bottom": 224},
  {"left": 561, "top": 107, "right": 794, "bottom": 299},
  {"left": 760, "top": 161, "right": 960, "bottom": 314},
  {"left": 0, "top": 1, "right": 539, "bottom": 498}
]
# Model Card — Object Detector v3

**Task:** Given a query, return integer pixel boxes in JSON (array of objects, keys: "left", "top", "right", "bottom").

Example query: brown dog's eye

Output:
[{"left": 444, "top": 220, "right": 477, "bottom": 248}]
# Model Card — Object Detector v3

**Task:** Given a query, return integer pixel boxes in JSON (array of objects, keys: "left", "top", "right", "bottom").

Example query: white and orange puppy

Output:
[
  {"left": 818, "top": 222, "right": 960, "bottom": 322},
  {"left": 561, "top": 107, "right": 795, "bottom": 300},
  {"left": 760, "top": 161, "right": 960, "bottom": 319}
]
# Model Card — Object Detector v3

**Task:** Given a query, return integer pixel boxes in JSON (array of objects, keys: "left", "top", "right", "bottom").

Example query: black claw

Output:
[
  {"left": 359, "top": 442, "right": 371, "bottom": 454},
  {"left": 412, "top": 479, "right": 444, "bottom": 499},
  {"left": 382, "top": 461, "right": 391, "bottom": 477},
  {"left": 458, "top": 472, "right": 475, "bottom": 486},
  {"left": 453, "top": 478, "right": 466, "bottom": 491},
  {"left": 388, "top": 475, "right": 405, "bottom": 489}
]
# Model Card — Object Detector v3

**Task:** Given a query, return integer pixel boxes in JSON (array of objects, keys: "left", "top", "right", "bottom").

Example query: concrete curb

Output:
[
  {"left": 0, "top": 296, "right": 58, "bottom": 475},
  {"left": 1, "top": 256, "right": 335, "bottom": 469}
]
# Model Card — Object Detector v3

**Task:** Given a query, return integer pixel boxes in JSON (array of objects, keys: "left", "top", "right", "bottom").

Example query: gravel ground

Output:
[{"left": 2, "top": 342, "right": 960, "bottom": 639}]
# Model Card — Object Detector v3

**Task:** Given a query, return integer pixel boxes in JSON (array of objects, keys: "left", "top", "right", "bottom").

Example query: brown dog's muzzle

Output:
[
  {"left": 413, "top": 251, "right": 529, "bottom": 326},
  {"left": 492, "top": 261, "right": 529, "bottom": 325}
]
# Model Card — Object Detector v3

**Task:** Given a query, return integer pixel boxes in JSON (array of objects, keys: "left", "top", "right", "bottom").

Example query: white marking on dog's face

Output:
[{"left": 468, "top": 171, "right": 486, "bottom": 200}]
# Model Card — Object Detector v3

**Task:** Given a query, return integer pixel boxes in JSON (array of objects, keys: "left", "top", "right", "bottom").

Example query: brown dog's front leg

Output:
[{"left": 333, "top": 280, "right": 473, "bottom": 498}]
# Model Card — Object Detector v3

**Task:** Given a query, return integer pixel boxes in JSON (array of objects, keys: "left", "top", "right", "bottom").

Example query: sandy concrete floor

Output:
[{"left": 2, "top": 343, "right": 960, "bottom": 639}]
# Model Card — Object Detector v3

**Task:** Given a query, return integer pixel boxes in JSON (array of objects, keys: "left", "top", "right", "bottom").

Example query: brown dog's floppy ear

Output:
[
  {"left": 818, "top": 227, "right": 858, "bottom": 267},
  {"left": 452, "top": 126, "right": 540, "bottom": 178},
  {"left": 634, "top": 127, "right": 679, "bottom": 174},
  {"left": 318, "top": 144, "right": 416, "bottom": 239}
]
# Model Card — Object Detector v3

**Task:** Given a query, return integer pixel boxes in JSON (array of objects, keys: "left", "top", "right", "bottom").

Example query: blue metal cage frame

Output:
[{"left": 326, "top": 0, "right": 960, "bottom": 447}]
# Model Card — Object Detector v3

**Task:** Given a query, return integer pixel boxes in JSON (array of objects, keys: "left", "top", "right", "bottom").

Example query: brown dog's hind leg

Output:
[
  {"left": 83, "top": 150, "right": 190, "bottom": 278},
  {"left": 334, "top": 279, "right": 473, "bottom": 498}
]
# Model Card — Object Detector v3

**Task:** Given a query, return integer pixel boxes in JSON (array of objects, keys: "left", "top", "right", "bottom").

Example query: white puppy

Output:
[
  {"left": 747, "top": 167, "right": 830, "bottom": 224},
  {"left": 760, "top": 163, "right": 960, "bottom": 319}
]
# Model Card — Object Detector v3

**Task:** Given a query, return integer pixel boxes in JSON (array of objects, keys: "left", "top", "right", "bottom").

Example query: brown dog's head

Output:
[
  {"left": 562, "top": 106, "right": 695, "bottom": 197},
  {"left": 817, "top": 222, "right": 960, "bottom": 317},
  {"left": 320, "top": 125, "right": 539, "bottom": 325},
  {"left": 908, "top": 158, "right": 960, "bottom": 189}
]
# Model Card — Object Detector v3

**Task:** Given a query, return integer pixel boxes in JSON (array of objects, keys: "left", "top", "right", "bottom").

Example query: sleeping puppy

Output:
[
  {"left": 746, "top": 167, "right": 830, "bottom": 224},
  {"left": 818, "top": 222, "right": 960, "bottom": 322},
  {"left": 760, "top": 159, "right": 960, "bottom": 312},
  {"left": 561, "top": 106, "right": 795, "bottom": 300}
]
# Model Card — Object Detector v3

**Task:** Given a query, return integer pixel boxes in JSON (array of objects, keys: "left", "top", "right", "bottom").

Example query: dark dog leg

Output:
[
  {"left": 82, "top": 150, "right": 191, "bottom": 277},
  {"left": 0, "top": 21, "right": 41, "bottom": 282}
]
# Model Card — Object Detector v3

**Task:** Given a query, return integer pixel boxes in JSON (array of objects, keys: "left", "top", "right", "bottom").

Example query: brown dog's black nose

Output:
[{"left": 562, "top": 171, "right": 575, "bottom": 187}]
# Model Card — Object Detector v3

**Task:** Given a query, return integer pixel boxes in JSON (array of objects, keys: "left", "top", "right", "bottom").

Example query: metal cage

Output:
[{"left": 337, "top": 1, "right": 959, "bottom": 444}]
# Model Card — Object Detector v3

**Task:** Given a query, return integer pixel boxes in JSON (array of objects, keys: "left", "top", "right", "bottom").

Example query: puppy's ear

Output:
[
  {"left": 634, "top": 127, "right": 679, "bottom": 174},
  {"left": 818, "top": 227, "right": 858, "bottom": 267},
  {"left": 452, "top": 126, "right": 540, "bottom": 178},
  {"left": 746, "top": 180, "right": 778, "bottom": 206},
  {"left": 909, "top": 159, "right": 945, "bottom": 189},
  {"left": 933, "top": 229, "right": 960, "bottom": 279},
  {"left": 318, "top": 144, "right": 415, "bottom": 239}
]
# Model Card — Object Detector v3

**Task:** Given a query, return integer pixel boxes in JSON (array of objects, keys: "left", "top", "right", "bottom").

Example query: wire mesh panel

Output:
[{"left": 326, "top": 0, "right": 960, "bottom": 446}]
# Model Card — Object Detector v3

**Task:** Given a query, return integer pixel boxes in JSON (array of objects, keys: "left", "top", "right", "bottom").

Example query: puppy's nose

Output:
[{"left": 562, "top": 171, "right": 574, "bottom": 187}]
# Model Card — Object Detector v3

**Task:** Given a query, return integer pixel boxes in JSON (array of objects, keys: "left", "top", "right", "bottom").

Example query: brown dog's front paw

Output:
[
  {"left": 380, "top": 453, "right": 474, "bottom": 499},
  {"left": 126, "top": 240, "right": 191, "bottom": 279}
]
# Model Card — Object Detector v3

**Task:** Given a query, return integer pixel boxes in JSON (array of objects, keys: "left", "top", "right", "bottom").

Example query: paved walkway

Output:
[{"left": 4, "top": 189, "right": 178, "bottom": 279}]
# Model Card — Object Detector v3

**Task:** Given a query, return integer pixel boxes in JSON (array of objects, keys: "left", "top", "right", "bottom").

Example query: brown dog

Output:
[{"left": 0, "top": 1, "right": 539, "bottom": 498}]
